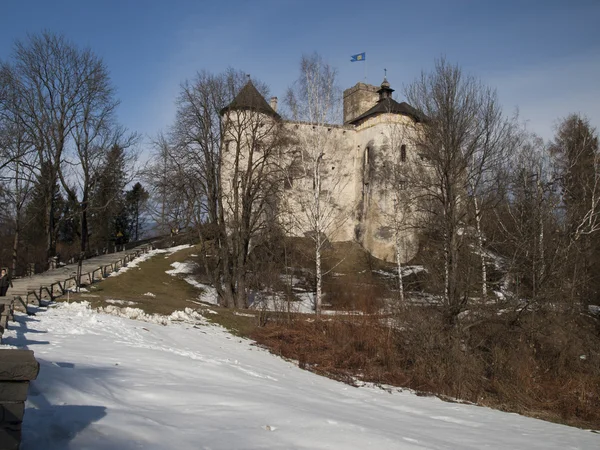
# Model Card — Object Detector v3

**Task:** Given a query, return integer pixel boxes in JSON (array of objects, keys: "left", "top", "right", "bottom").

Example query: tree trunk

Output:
[
  {"left": 395, "top": 232, "right": 404, "bottom": 304},
  {"left": 12, "top": 226, "right": 19, "bottom": 276},
  {"left": 314, "top": 157, "right": 323, "bottom": 316},
  {"left": 474, "top": 196, "right": 487, "bottom": 301},
  {"left": 80, "top": 199, "right": 89, "bottom": 254},
  {"left": 134, "top": 202, "right": 140, "bottom": 241},
  {"left": 45, "top": 198, "right": 55, "bottom": 260}
]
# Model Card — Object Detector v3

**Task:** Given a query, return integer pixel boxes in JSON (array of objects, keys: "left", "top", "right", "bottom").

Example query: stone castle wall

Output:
[
  {"left": 343, "top": 83, "right": 379, "bottom": 124},
  {"left": 278, "top": 112, "right": 420, "bottom": 264},
  {"left": 221, "top": 82, "right": 423, "bottom": 264}
]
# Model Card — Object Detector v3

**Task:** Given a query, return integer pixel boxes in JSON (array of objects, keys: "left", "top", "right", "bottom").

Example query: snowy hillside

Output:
[{"left": 1, "top": 301, "right": 598, "bottom": 449}]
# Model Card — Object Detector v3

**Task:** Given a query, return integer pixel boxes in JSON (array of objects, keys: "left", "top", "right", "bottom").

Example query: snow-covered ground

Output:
[
  {"left": 1, "top": 302, "right": 598, "bottom": 449},
  {"left": 108, "top": 244, "right": 193, "bottom": 278}
]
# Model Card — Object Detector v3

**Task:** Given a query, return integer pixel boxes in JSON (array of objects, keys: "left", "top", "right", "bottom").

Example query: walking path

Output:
[{"left": 0, "top": 244, "right": 153, "bottom": 338}]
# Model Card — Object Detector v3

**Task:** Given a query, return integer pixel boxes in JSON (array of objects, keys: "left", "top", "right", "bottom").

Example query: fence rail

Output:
[{"left": 0, "top": 243, "right": 154, "bottom": 343}]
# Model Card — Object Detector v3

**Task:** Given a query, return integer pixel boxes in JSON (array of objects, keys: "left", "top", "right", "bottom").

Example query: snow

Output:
[
  {"left": 373, "top": 265, "right": 426, "bottom": 278},
  {"left": 165, "top": 261, "right": 197, "bottom": 275},
  {"left": 163, "top": 244, "right": 193, "bottom": 256},
  {"left": 1, "top": 302, "right": 597, "bottom": 449},
  {"left": 107, "top": 249, "right": 165, "bottom": 277},
  {"left": 191, "top": 281, "right": 219, "bottom": 305},
  {"left": 106, "top": 245, "right": 192, "bottom": 278},
  {"left": 164, "top": 261, "right": 219, "bottom": 305},
  {"left": 67, "top": 286, "right": 89, "bottom": 293},
  {"left": 252, "top": 291, "right": 316, "bottom": 314},
  {"left": 105, "top": 299, "right": 138, "bottom": 306}
]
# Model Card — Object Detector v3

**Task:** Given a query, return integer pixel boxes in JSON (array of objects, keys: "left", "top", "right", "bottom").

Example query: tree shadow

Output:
[
  {"left": 21, "top": 404, "right": 107, "bottom": 450},
  {"left": 2, "top": 312, "right": 49, "bottom": 346},
  {"left": 21, "top": 362, "right": 142, "bottom": 450}
]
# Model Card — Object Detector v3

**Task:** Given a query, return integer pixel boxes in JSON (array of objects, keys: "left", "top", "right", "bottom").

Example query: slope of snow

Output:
[{"left": 1, "top": 303, "right": 597, "bottom": 450}]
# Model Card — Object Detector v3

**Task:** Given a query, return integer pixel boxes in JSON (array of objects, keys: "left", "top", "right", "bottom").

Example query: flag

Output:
[{"left": 350, "top": 52, "right": 366, "bottom": 62}]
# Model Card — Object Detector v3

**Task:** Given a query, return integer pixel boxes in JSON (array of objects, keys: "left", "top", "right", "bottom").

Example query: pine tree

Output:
[
  {"left": 90, "top": 145, "right": 128, "bottom": 251},
  {"left": 125, "top": 182, "right": 149, "bottom": 241}
]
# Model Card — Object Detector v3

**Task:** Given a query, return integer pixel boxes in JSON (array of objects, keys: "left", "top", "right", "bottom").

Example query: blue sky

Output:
[{"left": 1, "top": 0, "right": 599, "bottom": 147}]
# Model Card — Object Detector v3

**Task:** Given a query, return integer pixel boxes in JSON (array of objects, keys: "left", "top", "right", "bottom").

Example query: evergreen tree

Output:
[
  {"left": 90, "top": 144, "right": 128, "bottom": 251},
  {"left": 22, "top": 162, "right": 65, "bottom": 267},
  {"left": 125, "top": 182, "right": 149, "bottom": 241},
  {"left": 551, "top": 114, "right": 600, "bottom": 308}
]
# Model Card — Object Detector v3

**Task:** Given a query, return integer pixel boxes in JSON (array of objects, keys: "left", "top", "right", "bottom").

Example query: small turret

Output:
[
  {"left": 220, "top": 78, "right": 280, "bottom": 119},
  {"left": 377, "top": 75, "right": 394, "bottom": 102}
]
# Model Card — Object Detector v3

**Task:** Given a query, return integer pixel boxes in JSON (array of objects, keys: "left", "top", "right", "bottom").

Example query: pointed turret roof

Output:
[
  {"left": 348, "top": 77, "right": 422, "bottom": 125},
  {"left": 220, "top": 79, "right": 280, "bottom": 119}
]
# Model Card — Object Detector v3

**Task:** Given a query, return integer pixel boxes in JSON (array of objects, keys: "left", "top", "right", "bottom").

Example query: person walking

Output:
[{"left": 0, "top": 268, "right": 13, "bottom": 297}]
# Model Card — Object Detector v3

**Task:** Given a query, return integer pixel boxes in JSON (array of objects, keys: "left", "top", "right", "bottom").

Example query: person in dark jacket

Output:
[{"left": 0, "top": 268, "right": 13, "bottom": 296}]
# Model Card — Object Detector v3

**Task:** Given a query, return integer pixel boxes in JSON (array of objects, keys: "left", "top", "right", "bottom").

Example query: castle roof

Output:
[
  {"left": 220, "top": 80, "right": 280, "bottom": 119},
  {"left": 349, "top": 98, "right": 423, "bottom": 124},
  {"left": 348, "top": 77, "right": 423, "bottom": 125}
]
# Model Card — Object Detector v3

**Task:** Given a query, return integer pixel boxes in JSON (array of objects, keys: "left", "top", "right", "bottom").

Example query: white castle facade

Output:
[{"left": 221, "top": 77, "right": 424, "bottom": 263}]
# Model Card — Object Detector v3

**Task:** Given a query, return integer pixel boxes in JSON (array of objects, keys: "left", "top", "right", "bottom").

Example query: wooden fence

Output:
[{"left": 0, "top": 244, "right": 154, "bottom": 343}]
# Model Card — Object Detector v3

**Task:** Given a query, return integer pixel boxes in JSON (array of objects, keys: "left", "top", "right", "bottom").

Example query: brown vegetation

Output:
[{"left": 251, "top": 306, "right": 600, "bottom": 429}]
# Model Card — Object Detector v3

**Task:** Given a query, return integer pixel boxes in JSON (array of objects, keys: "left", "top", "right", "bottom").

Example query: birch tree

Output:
[
  {"left": 379, "top": 119, "right": 415, "bottom": 304},
  {"left": 285, "top": 53, "right": 345, "bottom": 315}
]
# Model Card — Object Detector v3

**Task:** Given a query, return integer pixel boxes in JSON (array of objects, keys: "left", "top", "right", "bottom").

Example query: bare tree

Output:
[
  {"left": 490, "top": 130, "right": 563, "bottom": 313},
  {"left": 144, "top": 133, "right": 191, "bottom": 235},
  {"left": 163, "top": 69, "right": 290, "bottom": 308},
  {"left": 285, "top": 53, "right": 348, "bottom": 315},
  {"left": 219, "top": 82, "right": 290, "bottom": 308},
  {"left": 378, "top": 116, "right": 416, "bottom": 303},
  {"left": 551, "top": 114, "right": 600, "bottom": 309},
  {"left": 405, "top": 57, "right": 514, "bottom": 323},
  {"left": 0, "top": 89, "right": 38, "bottom": 274},
  {"left": 2, "top": 32, "right": 130, "bottom": 263}
]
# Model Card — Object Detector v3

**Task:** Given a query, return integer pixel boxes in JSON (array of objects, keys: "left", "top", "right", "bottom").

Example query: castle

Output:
[{"left": 221, "top": 77, "right": 424, "bottom": 263}]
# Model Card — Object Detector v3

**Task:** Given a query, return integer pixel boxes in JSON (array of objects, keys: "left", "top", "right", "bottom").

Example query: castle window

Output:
[{"left": 400, "top": 144, "right": 406, "bottom": 162}]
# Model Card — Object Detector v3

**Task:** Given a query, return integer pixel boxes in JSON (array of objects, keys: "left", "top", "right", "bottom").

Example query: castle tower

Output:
[
  {"left": 342, "top": 82, "right": 379, "bottom": 124},
  {"left": 220, "top": 78, "right": 280, "bottom": 119}
]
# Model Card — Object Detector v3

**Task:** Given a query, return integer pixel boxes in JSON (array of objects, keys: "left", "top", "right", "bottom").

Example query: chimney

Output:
[{"left": 270, "top": 96, "right": 278, "bottom": 112}]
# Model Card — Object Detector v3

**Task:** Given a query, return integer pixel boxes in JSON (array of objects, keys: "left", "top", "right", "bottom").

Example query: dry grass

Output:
[
  {"left": 63, "top": 245, "right": 200, "bottom": 315},
  {"left": 61, "top": 243, "right": 259, "bottom": 334},
  {"left": 251, "top": 307, "right": 600, "bottom": 430}
]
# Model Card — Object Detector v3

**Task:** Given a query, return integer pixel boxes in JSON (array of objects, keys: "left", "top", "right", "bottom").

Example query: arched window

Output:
[{"left": 400, "top": 144, "right": 406, "bottom": 162}]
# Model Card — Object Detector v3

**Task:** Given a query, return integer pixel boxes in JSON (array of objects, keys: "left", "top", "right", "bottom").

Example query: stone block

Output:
[
  {"left": 0, "top": 427, "right": 21, "bottom": 450},
  {"left": 0, "top": 403, "right": 24, "bottom": 424},
  {"left": 0, "top": 383, "right": 29, "bottom": 403},
  {"left": 0, "top": 350, "right": 39, "bottom": 381}
]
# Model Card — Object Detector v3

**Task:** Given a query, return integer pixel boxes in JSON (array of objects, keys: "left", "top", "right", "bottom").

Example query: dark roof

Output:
[
  {"left": 220, "top": 80, "right": 280, "bottom": 119},
  {"left": 349, "top": 97, "right": 423, "bottom": 125}
]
